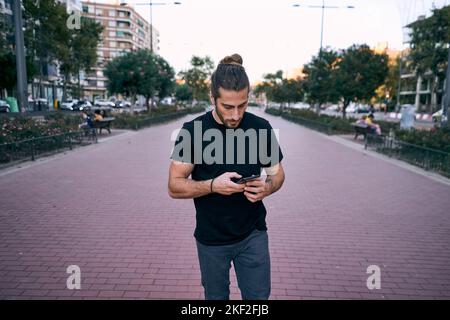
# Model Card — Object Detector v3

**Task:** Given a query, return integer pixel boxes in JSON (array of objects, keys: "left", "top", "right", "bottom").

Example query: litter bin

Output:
[
  {"left": 5, "top": 97, "right": 18, "bottom": 113},
  {"left": 400, "top": 104, "right": 415, "bottom": 130},
  {"left": 34, "top": 98, "right": 49, "bottom": 111}
]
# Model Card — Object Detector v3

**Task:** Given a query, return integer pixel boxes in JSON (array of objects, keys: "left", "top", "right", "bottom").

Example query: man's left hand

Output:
[{"left": 243, "top": 179, "right": 271, "bottom": 203}]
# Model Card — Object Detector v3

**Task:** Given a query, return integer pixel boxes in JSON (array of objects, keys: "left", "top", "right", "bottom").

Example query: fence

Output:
[
  {"left": 0, "top": 131, "right": 97, "bottom": 165},
  {"left": 365, "top": 134, "right": 450, "bottom": 178}
]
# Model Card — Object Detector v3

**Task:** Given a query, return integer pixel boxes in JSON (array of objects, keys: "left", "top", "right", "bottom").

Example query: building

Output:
[
  {"left": 398, "top": 10, "right": 447, "bottom": 113},
  {"left": 81, "top": 0, "right": 158, "bottom": 99}
]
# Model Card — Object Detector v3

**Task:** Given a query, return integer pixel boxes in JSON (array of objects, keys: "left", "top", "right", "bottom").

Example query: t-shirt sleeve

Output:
[
  {"left": 260, "top": 120, "right": 283, "bottom": 168},
  {"left": 170, "top": 121, "right": 194, "bottom": 164}
]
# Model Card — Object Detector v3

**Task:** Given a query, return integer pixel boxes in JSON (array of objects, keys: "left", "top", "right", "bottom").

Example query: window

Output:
[
  {"left": 110, "top": 41, "right": 116, "bottom": 48},
  {"left": 88, "top": 6, "right": 94, "bottom": 14},
  {"left": 82, "top": 5, "right": 88, "bottom": 13},
  {"left": 117, "top": 31, "right": 125, "bottom": 38},
  {"left": 109, "top": 31, "right": 115, "bottom": 37},
  {"left": 108, "top": 20, "right": 115, "bottom": 27},
  {"left": 95, "top": 8, "right": 102, "bottom": 16},
  {"left": 109, "top": 10, "right": 115, "bottom": 17}
]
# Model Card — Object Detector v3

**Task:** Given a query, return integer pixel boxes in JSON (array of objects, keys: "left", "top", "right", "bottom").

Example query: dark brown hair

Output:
[{"left": 210, "top": 54, "right": 250, "bottom": 101}]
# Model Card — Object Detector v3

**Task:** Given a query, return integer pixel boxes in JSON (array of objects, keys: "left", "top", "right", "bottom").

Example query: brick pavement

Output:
[{"left": 1, "top": 108, "right": 449, "bottom": 300}]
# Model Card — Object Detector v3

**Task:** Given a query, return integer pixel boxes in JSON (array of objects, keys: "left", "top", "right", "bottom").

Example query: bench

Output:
[
  {"left": 94, "top": 117, "right": 115, "bottom": 135},
  {"left": 351, "top": 123, "right": 374, "bottom": 140}
]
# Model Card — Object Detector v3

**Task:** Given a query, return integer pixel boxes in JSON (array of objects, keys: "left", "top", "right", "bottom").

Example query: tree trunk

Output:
[
  {"left": 78, "top": 70, "right": 82, "bottom": 100},
  {"left": 342, "top": 100, "right": 349, "bottom": 118},
  {"left": 315, "top": 103, "right": 321, "bottom": 114}
]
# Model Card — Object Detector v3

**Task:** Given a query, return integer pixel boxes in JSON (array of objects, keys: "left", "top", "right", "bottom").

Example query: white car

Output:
[
  {"left": 432, "top": 109, "right": 448, "bottom": 123},
  {"left": 60, "top": 99, "right": 79, "bottom": 111},
  {"left": 94, "top": 99, "right": 115, "bottom": 108}
]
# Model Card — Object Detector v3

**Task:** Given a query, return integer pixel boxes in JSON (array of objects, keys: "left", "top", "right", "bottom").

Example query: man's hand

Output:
[
  {"left": 243, "top": 178, "right": 271, "bottom": 203},
  {"left": 212, "top": 172, "right": 246, "bottom": 196}
]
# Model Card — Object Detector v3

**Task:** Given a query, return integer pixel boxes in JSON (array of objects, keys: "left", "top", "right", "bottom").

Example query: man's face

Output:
[{"left": 212, "top": 87, "right": 248, "bottom": 128}]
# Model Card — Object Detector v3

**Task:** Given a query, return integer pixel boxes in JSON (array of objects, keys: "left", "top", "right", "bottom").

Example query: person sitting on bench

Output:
[
  {"left": 94, "top": 109, "right": 103, "bottom": 122},
  {"left": 365, "top": 113, "right": 381, "bottom": 135}
]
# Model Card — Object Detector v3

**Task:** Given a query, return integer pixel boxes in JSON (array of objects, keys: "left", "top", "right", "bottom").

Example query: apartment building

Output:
[{"left": 81, "top": 1, "right": 159, "bottom": 99}]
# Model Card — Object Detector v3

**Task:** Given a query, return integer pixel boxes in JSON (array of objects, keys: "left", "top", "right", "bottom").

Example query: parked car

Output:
[
  {"left": 73, "top": 100, "right": 92, "bottom": 111},
  {"left": 0, "top": 100, "right": 10, "bottom": 112},
  {"left": 60, "top": 99, "right": 79, "bottom": 111},
  {"left": 114, "top": 100, "right": 132, "bottom": 108},
  {"left": 94, "top": 98, "right": 115, "bottom": 108},
  {"left": 432, "top": 109, "right": 447, "bottom": 123}
]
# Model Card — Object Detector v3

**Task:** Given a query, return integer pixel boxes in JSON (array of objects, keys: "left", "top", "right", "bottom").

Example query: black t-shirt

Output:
[{"left": 170, "top": 110, "right": 283, "bottom": 245}]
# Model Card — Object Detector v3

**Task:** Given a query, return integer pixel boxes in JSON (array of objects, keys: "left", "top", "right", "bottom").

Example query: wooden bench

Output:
[
  {"left": 94, "top": 117, "right": 115, "bottom": 135},
  {"left": 351, "top": 123, "right": 373, "bottom": 140}
]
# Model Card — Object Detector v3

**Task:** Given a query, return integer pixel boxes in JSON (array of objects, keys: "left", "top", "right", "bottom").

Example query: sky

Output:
[{"left": 96, "top": 0, "right": 449, "bottom": 83}]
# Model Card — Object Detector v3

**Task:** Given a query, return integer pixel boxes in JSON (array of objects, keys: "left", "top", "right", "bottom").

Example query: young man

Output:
[{"left": 168, "top": 54, "right": 285, "bottom": 300}]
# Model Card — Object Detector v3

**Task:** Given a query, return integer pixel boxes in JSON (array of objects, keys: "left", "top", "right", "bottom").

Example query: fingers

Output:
[
  {"left": 244, "top": 185, "right": 263, "bottom": 194},
  {"left": 228, "top": 172, "right": 242, "bottom": 179},
  {"left": 244, "top": 191, "right": 260, "bottom": 203},
  {"left": 245, "top": 179, "right": 264, "bottom": 187}
]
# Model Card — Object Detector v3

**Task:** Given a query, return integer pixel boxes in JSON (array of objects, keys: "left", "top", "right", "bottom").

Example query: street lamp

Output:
[
  {"left": 293, "top": 1, "right": 355, "bottom": 56},
  {"left": 12, "top": 0, "right": 28, "bottom": 112},
  {"left": 120, "top": 1, "right": 182, "bottom": 53}
]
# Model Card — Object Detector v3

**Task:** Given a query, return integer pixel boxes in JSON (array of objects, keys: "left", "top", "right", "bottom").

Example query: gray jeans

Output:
[{"left": 196, "top": 229, "right": 271, "bottom": 300}]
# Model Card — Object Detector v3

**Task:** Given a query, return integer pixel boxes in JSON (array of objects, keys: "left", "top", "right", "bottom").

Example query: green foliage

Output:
[
  {"left": 178, "top": 56, "right": 214, "bottom": 101},
  {"left": 395, "top": 127, "right": 450, "bottom": 153},
  {"left": 302, "top": 48, "right": 340, "bottom": 108},
  {"left": 255, "top": 71, "right": 303, "bottom": 106},
  {"left": 0, "top": 115, "right": 80, "bottom": 144},
  {"left": 60, "top": 17, "right": 103, "bottom": 99},
  {"left": 408, "top": 5, "right": 450, "bottom": 78},
  {"left": 335, "top": 44, "right": 389, "bottom": 117},
  {"left": 175, "top": 83, "right": 194, "bottom": 102},
  {"left": 105, "top": 50, "right": 175, "bottom": 108}
]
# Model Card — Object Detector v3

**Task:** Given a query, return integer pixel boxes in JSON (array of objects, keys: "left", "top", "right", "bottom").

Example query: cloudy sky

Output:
[{"left": 96, "top": 0, "right": 449, "bottom": 82}]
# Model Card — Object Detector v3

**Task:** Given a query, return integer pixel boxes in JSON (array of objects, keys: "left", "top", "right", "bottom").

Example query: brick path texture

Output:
[{"left": 1, "top": 107, "right": 450, "bottom": 300}]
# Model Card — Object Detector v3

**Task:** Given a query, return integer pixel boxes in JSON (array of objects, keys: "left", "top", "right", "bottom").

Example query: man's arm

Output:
[
  {"left": 264, "top": 162, "right": 285, "bottom": 196},
  {"left": 168, "top": 161, "right": 246, "bottom": 199},
  {"left": 168, "top": 161, "right": 210, "bottom": 199},
  {"left": 243, "top": 162, "right": 285, "bottom": 203}
]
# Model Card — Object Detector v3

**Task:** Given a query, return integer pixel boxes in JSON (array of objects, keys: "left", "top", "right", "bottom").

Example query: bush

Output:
[
  {"left": 394, "top": 127, "right": 450, "bottom": 153},
  {"left": 0, "top": 115, "right": 79, "bottom": 144},
  {"left": 265, "top": 107, "right": 282, "bottom": 116}
]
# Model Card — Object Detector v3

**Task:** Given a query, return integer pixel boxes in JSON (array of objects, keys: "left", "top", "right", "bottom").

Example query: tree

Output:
[
  {"left": 104, "top": 49, "right": 175, "bottom": 110},
  {"left": 335, "top": 44, "right": 389, "bottom": 118},
  {"left": 23, "top": 0, "right": 71, "bottom": 99},
  {"left": 302, "top": 48, "right": 340, "bottom": 112},
  {"left": 60, "top": 17, "right": 103, "bottom": 100},
  {"left": 255, "top": 71, "right": 303, "bottom": 109},
  {"left": 178, "top": 56, "right": 214, "bottom": 101},
  {"left": 375, "top": 55, "right": 400, "bottom": 111},
  {"left": 0, "top": 1, "right": 37, "bottom": 94},
  {"left": 175, "top": 83, "right": 193, "bottom": 103},
  {"left": 408, "top": 5, "right": 450, "bottom": 109}
]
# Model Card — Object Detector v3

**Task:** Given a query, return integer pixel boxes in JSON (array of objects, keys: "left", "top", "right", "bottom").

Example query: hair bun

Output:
[{"left": 220, "top": 54, "right": 243, "bottom": 66}]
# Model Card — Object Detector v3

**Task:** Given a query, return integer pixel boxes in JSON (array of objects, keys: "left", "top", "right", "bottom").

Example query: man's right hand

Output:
[{"left": 212, "top": 172, "right": 246, "bottom": 195}]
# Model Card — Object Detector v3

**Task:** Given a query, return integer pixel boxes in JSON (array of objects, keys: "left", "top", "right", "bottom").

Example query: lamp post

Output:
[
  {"left": 120, "top": 1, "right": 181, "bottom": 53},
  {"left": 12, "top": 0, "right": 28, "bottom": 112},
  {"left": 293, "top": 1, "right": 354, "bottom": 56}
]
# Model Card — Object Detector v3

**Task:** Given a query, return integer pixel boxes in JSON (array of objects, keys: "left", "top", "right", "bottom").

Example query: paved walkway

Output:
[{"left": 1, "top": 108, "right": 449, "bottom": 300}]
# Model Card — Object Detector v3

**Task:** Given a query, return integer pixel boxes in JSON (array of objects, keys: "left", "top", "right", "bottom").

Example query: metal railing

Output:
[
  {"left": 365, "top": 133, "right": 450, "bottom": 178},
  {"left": 0, "top": 131, "right": 97, "bottom": 165}
]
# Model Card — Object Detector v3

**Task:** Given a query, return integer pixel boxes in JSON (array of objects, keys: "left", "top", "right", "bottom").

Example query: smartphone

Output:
[{"left": 234, "top": 174, "right": 261, "bottom": 184}]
